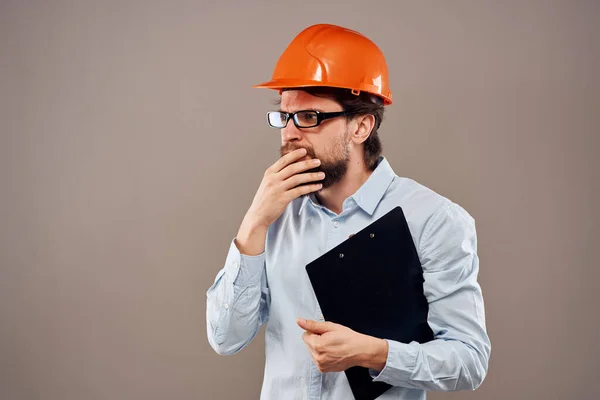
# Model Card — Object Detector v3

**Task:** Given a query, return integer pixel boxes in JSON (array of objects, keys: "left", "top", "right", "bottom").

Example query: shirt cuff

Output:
[
  {"left": 369, "top": 340, "right": 419, "bottom": 385},
  {"left": 224, "top": 238, "right": 266, "bottom": 286}
]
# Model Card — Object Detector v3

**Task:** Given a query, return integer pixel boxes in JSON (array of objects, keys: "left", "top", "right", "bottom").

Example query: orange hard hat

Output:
[{"left": 253, "top": 24, "right": 392, "bottom": 105}]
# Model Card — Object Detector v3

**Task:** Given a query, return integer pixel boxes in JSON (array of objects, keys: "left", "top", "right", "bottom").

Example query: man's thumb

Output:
[{"left": 297, "top": 318, "right": 330, "bottom": 334}]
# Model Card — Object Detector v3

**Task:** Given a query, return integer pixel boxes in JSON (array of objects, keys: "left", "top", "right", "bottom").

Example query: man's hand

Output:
[
  {"left": 247, "top": 148, "right": 324, "bottom": 228},
  {"left": 297, "top": 318, "right": 389, "bottom": 373},
  {"left": 235, "top": 148, "right": 324, "bottom": 256}
]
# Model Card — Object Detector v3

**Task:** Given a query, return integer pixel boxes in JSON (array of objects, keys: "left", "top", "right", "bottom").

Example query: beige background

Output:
[{"left": 1, "top": 1, "right": 598, "bottom": 399}]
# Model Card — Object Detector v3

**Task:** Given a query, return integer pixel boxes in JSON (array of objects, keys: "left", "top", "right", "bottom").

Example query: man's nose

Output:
[{"left": 281, "top": 122, "right": 302, "bottom": 143}]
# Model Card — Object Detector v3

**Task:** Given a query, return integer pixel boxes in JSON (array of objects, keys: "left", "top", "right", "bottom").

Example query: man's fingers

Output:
[
  {"left": 279, "top": 158, "right": 321, "bottom": 180},
  {"left": 302, "top": 331, "right": 315, "bottom": 344},
  {"left": 269, "top": 148, "right": 307, "bottom": 174},
  {"left": 282, "top": 171, "right": 325, "bottom": 190},
  {"left": 287, "top": 183, "right": 323, "bottom": 200},
  {"left": 302, "top": 332, "right": 323, "bottom": 353}
]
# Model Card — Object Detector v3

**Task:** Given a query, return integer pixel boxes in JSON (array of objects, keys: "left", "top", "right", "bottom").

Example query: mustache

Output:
[{"left": 280, "top": 144, "right": 316, "bottom": 158}]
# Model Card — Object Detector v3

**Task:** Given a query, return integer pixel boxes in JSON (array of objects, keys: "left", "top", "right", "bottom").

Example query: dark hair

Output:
[{"left": 294, "top": 87, "right": 385, "bottom": 171}]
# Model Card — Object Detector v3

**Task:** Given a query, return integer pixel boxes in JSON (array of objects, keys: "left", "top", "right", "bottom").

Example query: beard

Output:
[{"left": 279, "top": 134, "right": 350, "bottom": 190}]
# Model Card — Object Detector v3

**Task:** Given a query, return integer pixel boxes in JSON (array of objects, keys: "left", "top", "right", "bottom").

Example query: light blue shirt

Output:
[{"left": 206, "top": 157, "right": 491, "bottom": 399}]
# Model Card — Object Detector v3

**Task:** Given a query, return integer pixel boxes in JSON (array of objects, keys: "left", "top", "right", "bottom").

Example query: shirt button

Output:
[
  {"left": 232, "top": 262, "right": 238, "bottom": 268},
  {"left": 333, "top": 221, "right": 339, "bottom": 228},
  {"left": 224, "top": 303, "right": 229, "bottom": 310}
]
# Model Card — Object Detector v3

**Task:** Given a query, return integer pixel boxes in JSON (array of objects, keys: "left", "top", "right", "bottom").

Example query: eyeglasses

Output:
[{"left": 266, "top": 109, "right": 356, "bottom": 129}]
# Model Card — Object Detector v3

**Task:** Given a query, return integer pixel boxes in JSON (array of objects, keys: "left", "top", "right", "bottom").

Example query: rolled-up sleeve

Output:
[{"left": 370, "top": 202, "right": 491, "bottom": 391}]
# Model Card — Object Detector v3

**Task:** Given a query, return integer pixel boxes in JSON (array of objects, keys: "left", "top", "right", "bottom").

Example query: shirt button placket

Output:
[{"left": 308, "top": 363, "right": 322, "bottom": 400}]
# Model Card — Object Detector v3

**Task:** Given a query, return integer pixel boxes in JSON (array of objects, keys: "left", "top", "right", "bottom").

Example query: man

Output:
[{"left": 206, "top": 24, "right": 490, "bottom": 399}]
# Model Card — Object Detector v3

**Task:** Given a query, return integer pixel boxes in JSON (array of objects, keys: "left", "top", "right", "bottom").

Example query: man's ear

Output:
[{"left": 350, "top": 114, "right": 375, "bottom": 144}]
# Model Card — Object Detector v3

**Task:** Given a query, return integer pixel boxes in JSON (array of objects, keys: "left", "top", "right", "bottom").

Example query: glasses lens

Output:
[
  {"left": 294, "top": 111, "right": 318, "bottom": 127},
  {"left": 268, "top": 112, "right": 287, "bottom": 128}
]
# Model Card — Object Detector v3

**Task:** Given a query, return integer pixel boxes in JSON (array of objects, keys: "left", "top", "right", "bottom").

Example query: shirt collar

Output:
[{"left": 298, "top": 156, "right": 395, "bottom": 216}]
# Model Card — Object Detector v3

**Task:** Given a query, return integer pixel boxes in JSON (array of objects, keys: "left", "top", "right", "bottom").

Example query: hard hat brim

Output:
[{"left": 252, "top": 79, "right": 392, "bottom": 105}]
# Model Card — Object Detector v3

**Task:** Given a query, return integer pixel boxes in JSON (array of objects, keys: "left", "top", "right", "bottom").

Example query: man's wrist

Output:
[
  {"left": 357, "top": 336, "right": 388, "bottom": 371},
  {"left": 235, "top": 215, "right": 269, "bottom": 256}
]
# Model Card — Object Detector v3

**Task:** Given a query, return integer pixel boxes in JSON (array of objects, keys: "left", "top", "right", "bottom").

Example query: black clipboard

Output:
[{"left": 305, "top": 206, "right": 434, "bottom": 400}]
